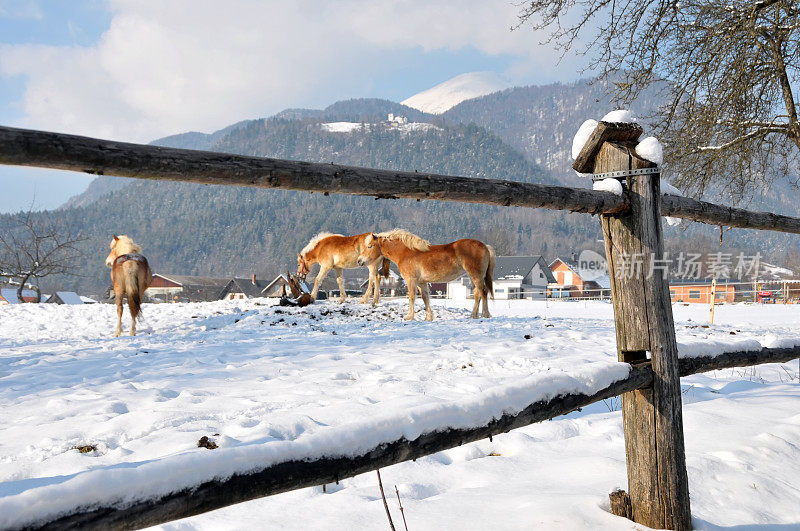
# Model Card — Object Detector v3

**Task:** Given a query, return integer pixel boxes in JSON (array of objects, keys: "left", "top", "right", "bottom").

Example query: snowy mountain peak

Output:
[{"left": 401, "top": 71, "right": 510, "bottom": 115}]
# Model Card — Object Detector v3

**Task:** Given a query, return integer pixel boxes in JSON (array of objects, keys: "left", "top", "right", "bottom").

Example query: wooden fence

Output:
[{"left": 1, "top": 123, "right": 799, "bottom": 530}]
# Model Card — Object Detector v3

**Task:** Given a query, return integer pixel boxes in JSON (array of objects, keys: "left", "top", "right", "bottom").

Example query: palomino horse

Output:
[
  {"left": 105, "top": 235, "right": 153, "bottom": 337},
  {"left": 297, "top": 232, "right": 388, "bottom": 305},
  {"left": 357, "top": 229, "right": 495, "bottom": 321}
]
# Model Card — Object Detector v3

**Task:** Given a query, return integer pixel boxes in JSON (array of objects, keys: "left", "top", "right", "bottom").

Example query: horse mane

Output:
[
  {"left": 377, "top": 229, "right": 430, "bottom": 251},
  {"left": 301, "top": 232, "right": 343, "bottom": 256},
  {"left": 113, "top": 235, "right": 142, "bottom": 254}
]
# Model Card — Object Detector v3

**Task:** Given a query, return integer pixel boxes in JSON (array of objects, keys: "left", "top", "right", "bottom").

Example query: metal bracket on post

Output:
[{"left": 590, "top": 167, "right": 661, "bottom": 181}]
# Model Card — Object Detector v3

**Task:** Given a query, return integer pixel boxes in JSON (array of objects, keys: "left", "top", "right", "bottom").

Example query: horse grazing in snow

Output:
[
  {"left": 297, "top": 232, "right": 388, "bottom": 305},
  {"left": 105, "top": 235, "right": 153, "bottom": 337},
  {"left": 357, "top": 229, "right": 495, "bottom": 321}
]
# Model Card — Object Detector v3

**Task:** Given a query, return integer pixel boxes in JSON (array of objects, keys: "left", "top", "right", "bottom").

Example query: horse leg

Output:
[
  {"left": 360, "top": 266, "right": 374, "bottom": 304},
  {"left": 335, "top": 268, "right": 346, "bottom": 303},
  {"left": 130, "top": 307, "right": 137, "bottom": 336},
  {"left": 113, "top": 275, "right": 124, "bottom": 337},
  {"left": 115, "top": 298, "right": 123, "bottom": 337},
  {"left": 311, "top": 265, "right": 331, "bottom": 301},
  {"left": 419, "top": 283, "right": 434, "bottom": 321},
  {"left": 481, "top": 282, "right": 492, "bottom": 318},
  {"left": 405, "top": 279, "right": 417, "bottom": 320},
  {"left": 372, "top": 271, "right": 381, "bottom": 307},
  {"left": 129, "top": 285, "right": 138, "bottom": 337},
  {"left": 471, "top": 285, "right": 482, "bottom": 318}
]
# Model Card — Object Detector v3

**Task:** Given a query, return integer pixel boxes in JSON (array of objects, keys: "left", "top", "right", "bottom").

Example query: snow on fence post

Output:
[{"left": 573, "top": 122, "right": 692, "bottom": 530}]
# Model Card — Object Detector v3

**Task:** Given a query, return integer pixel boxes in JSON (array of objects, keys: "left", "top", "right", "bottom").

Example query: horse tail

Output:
[
  {"left": 484, "top": 245, "right": 495, "bottom": 300},
  {"left": 125, "top": 265, "right": 143, "bottom": 322},
  {"left": 381, "top": 258, "right": 390, "bottom": 278}
]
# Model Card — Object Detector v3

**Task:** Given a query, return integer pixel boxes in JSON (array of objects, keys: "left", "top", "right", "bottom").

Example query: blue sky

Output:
[
  {"left": 0, "top": 0, "right": 111, "bottom": 212},
  {"left": 0, "top": 0, "right": 585, "bottom": 213}
]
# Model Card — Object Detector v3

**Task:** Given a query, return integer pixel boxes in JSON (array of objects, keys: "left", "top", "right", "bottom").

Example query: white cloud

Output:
[{"left": 0, "top": 0, "right": 584, "bottom": 142}]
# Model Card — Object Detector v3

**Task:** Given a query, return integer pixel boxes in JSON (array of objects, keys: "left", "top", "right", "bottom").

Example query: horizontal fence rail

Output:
[
  {"left": 21, "top": 346, "right": 799, "bottom": 531},
  {"left": 2, "top": 125, "right": 800, "bottom": 233},
  {"left": 661, "top": 195, "right": 800, "bottom": 234},
  {"left": 0, "top": 126, "right": 628, "bottom": 215}
]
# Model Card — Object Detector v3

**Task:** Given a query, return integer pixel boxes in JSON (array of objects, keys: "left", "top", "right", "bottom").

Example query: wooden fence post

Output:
[{"left": 574, "top": 122, "right": 692, "bottom": 530}]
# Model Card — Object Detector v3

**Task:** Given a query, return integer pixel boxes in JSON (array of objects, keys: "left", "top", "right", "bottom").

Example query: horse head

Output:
[
  {"left": 357, "top": 234, "right": 382, "bottom": 266},
  {"left": 105, "top": 235, "right": 120, "bottom": 268},
  {"left": 296, "top": 254, "right": 311, "bottom": 278},
  {"left": 106, "top": 235, "right": 141, "bottom": 268}
]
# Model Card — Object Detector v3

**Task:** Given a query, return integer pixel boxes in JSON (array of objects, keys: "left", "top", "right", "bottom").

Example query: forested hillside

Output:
[{"left": 442, "top": 79, "right": 662, "bottom": 181}]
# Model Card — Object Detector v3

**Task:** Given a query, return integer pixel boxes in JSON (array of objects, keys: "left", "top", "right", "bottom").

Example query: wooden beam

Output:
[
  {"left": 26, "top": 365, "right": 658, "bottom": 531},
  {"left": 20, "top": 347, "right": 799, "bottom": 531},
  {"left": 3, "top": 125, "right": 800, "bottom": 235},
  {"left": 572, "top": 121, "right": 643, "bottom": 174},
  {"left": 678, "top": 346, "right": 800, "bottom": 375},
  {"left": 662, "top": 194, "right": 800, "bottom": 234},
  {"left": 0, "top": 125, "right": 628, "bottom": 215},
  {"left": 597, "top": 141, "right": 692, "bottom": 530}
]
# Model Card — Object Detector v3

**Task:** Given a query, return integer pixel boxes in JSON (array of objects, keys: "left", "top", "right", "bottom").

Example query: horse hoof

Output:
[
  {"left": 404, "top": 315, "right": 414, "bottom": 321},
  {"left": 426, "top": 315, "right": 434, "bottom": 321}
]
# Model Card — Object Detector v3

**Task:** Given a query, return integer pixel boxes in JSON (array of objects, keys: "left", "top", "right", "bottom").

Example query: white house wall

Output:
[
  {"left": 447, "top": 282, "right": 468, "bottom": 300},
  {"left": 527, "top": 263, "right": 549, "bottom": 285}
]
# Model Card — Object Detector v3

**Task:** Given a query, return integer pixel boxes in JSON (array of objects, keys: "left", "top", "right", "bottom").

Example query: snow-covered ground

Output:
[{"left": 1, "top": 299, "right": 798, "bottom": 529}]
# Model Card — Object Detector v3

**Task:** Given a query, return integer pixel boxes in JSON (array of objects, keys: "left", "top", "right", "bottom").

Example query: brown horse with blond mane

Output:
[
  {"left": 297, "top": 232, "right": 387, "bottom": 305},
  {"left": 357, "top": 229, "right": 495, "bottom": 321},
  {"left": 105, "top": 235, "right": 153, "bottom": 337}
]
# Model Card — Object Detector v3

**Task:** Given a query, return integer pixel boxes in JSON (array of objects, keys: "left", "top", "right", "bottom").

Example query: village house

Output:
[
  {"left": 669, "top": 279, "right": 737, "bottom": 304},
  {"left": 273, "top": 264, "right": 402, "bottom": 300},
  {"left": 447, "top": 256, "right": 555, "bottom": 300},
  {"left": 386, "top": 113, "right": 408, "bottom": 125},
  {"left": 262, "top": 274, "right": 298, "bottom": 298},
  {"left": 361, "top": 267, "right": 404, "bottom": 297},
  {"left": 144, "top": 274, "right": 232, "bottom": 302},
  {"left": 45, "top": 292, "right": 88, "bottom": 305},
  {"left": 549, "top": 256, "right": 610, "bottom": 298},
  {"left": 668, "top": 278, "right": 800, "bottom": 304},
  {"left": 218, "top": 275, "right": 272, "bottom": 300},
  {"left": 0, "top": 288, "right": 39, "bottom": 304}
]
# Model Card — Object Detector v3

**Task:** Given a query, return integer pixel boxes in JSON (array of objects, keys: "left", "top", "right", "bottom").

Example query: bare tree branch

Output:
[
  {"left": 0, "top": 209, "right": 86, "bottom": 302},
  {"left": 516, "top": 0, "right": 800, "bottom": 200}
]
